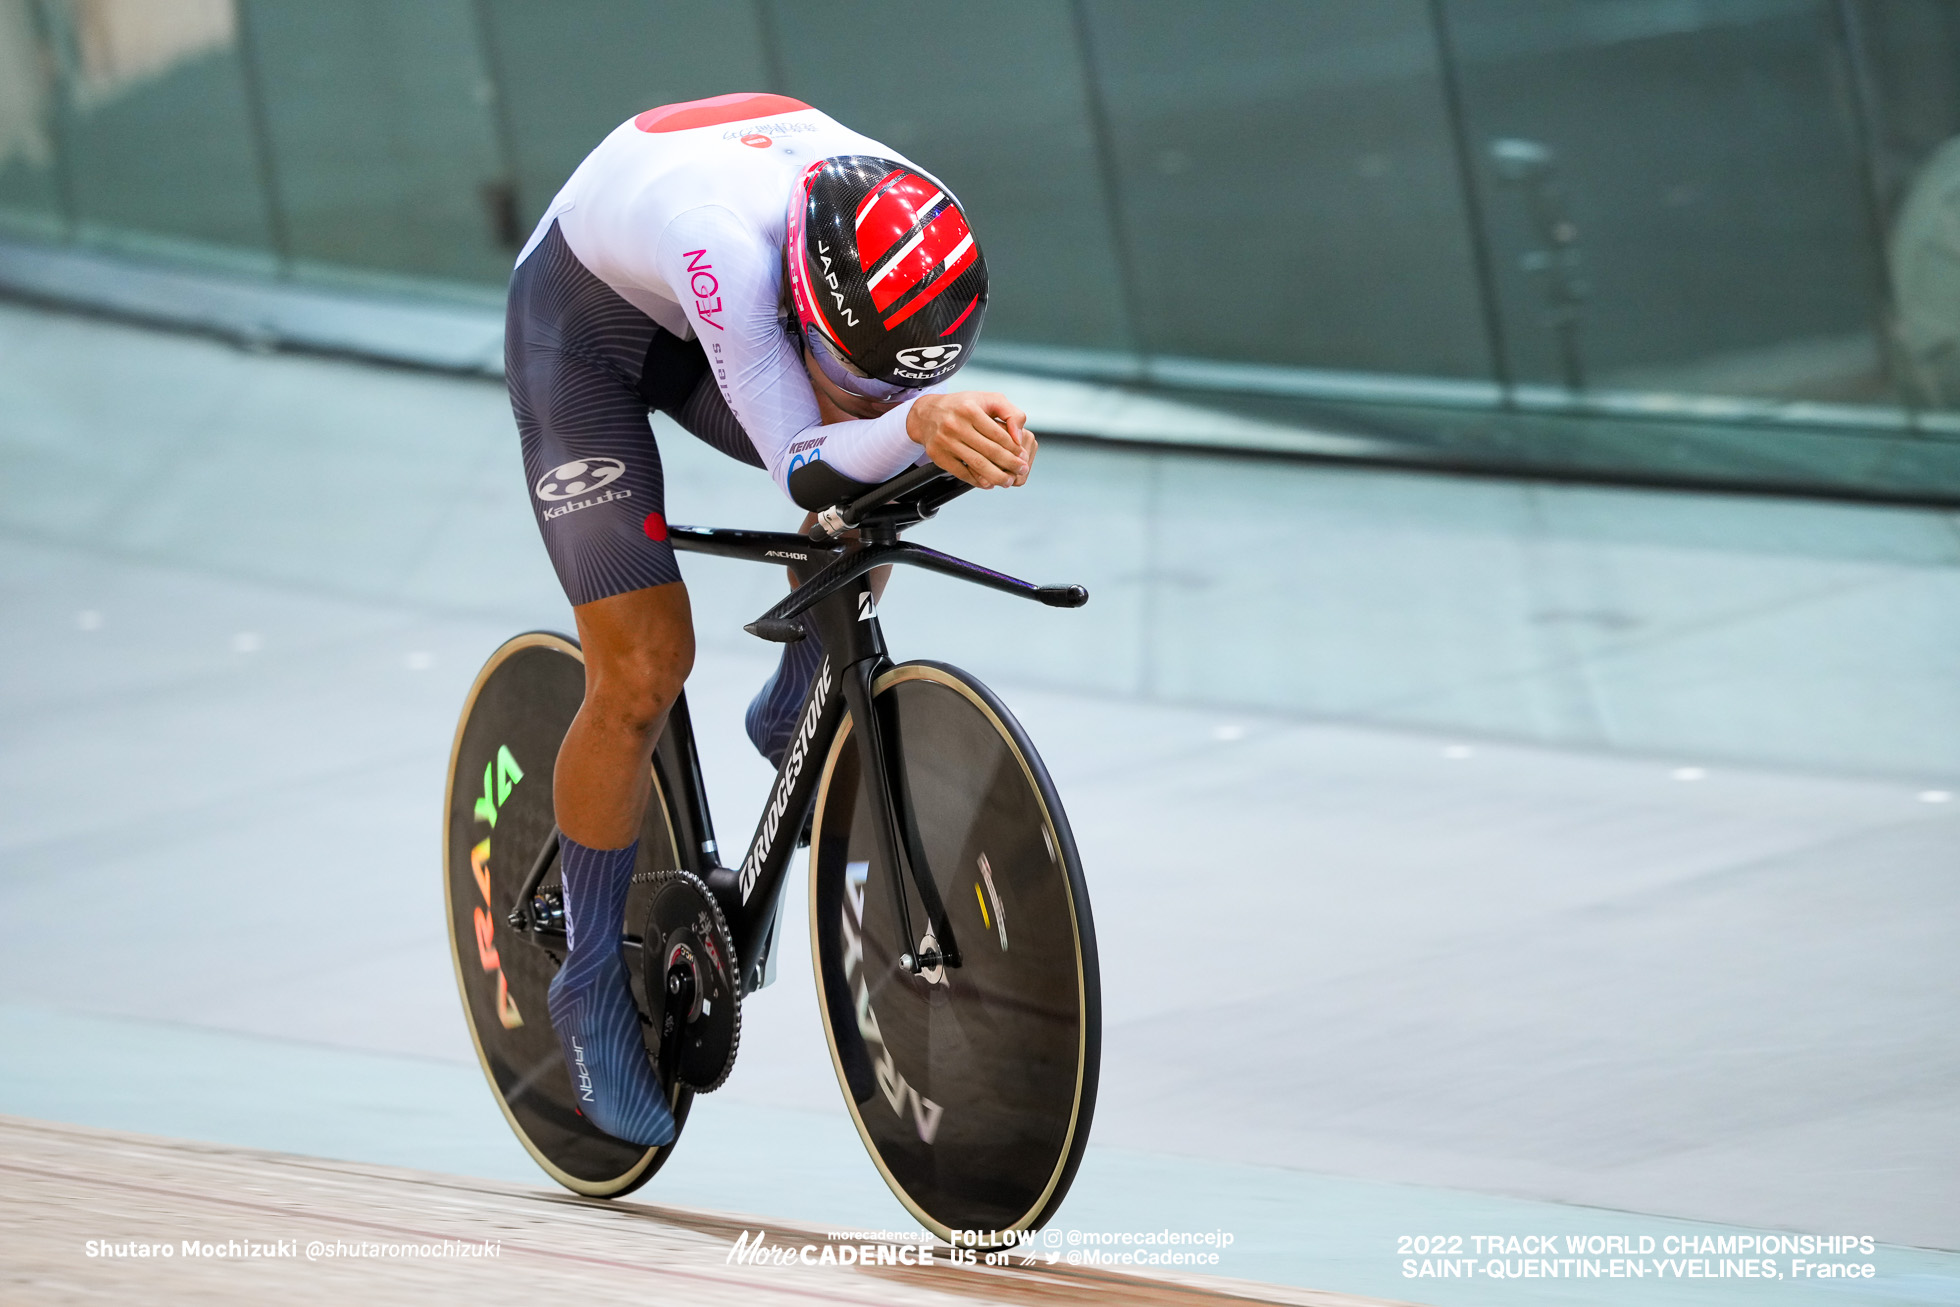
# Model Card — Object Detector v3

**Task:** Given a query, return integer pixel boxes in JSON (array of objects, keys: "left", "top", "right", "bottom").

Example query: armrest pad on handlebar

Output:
[
  {"left": 802, "top": 461, "right": 963, "bottom": 541},
  {"left": 787, "top": 461, "right": 873, "bottom": 511}
]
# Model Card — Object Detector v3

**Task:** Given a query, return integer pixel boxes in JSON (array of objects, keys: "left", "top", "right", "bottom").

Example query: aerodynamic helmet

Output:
[{"left": 786, "top": 154, "right": 988, "bottom": 400}]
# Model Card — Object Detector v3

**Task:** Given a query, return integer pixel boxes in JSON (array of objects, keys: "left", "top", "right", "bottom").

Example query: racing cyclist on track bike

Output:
[{"left": 502, "top": 91, "right": 1039, "bottom": 1146}]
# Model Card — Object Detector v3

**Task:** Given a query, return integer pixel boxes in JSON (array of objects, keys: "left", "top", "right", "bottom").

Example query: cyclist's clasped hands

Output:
[
  {"left": 798, "top": 350, "right": 1034, "bottom": 490},
  {"left": 908, "top": 391, "right": 1036, "bottom": 489}
]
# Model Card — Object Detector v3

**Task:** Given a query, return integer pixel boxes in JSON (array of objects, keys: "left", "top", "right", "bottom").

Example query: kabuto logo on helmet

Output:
[
  {"left": 789, "top": 155, "right": 988, "bottom": 392},
  {"left": 895, "top": 344, "right": 961, "bottom": 372}
]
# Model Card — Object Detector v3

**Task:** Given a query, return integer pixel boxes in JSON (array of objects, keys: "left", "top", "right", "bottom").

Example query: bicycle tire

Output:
[
  {"left": 443, "top": 631, "right": 691, "bottom": 1198},
  {"left": 809, "top": 661, "right": 1100, "bottom": 1239}
]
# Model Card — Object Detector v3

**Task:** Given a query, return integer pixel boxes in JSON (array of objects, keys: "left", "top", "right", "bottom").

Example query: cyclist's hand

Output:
[{"left": 907, "top": 392, "right": 1036, "bottom": 488}]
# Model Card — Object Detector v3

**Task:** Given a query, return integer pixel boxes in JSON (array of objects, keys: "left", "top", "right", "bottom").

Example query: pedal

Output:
[
  {"left": 641, "top": 869, "right": 741, "bottom": 1092},
  {"left": 527, "top": 884, "right": 565, "bottom": 936}
]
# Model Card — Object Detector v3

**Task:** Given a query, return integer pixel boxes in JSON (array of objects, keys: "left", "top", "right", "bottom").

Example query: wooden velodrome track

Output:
[{"left": 0, "top": 1117, "right": 1404, "bottom": 1306}]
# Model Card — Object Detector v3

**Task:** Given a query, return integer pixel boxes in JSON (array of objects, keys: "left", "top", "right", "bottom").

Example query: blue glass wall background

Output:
[{"left": 2, "top": 0, "right": 1959, "bottom": 492}]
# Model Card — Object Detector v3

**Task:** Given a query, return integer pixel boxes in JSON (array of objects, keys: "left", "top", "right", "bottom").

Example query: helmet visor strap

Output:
[{"left": 800, "top": 322, "right": 913, "bottom": 403}]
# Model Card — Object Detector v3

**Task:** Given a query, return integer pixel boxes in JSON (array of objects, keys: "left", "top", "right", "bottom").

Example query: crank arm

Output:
[{"left": 655, "top": 962, "right": 695, "bottom": 1088}]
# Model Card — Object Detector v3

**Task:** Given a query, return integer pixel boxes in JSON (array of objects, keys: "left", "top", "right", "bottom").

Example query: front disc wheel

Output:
[{"left": 809, "top": 661, "right": 1101, "bottom": 1239}]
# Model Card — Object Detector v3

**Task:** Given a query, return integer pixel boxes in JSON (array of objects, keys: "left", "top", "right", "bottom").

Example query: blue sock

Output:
[
  {"left": 546, "top": 836, "right": 675, "bottom": 1146},
  {"left": 745, "top": 616, "right": 826, "bottom": 769}
]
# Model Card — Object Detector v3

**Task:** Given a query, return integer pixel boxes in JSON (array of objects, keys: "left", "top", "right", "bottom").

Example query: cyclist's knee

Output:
[
  {"left": 574, "top": 584, "right": 695, "bottom": 737},
  {"left": 588, "top": 637, "right": 691, "bottom": 734}
]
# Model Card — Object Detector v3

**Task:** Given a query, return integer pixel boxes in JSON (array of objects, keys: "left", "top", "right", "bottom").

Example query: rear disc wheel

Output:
[{"left": 443, "top": 631, "right": 692, "bottom": 1197}]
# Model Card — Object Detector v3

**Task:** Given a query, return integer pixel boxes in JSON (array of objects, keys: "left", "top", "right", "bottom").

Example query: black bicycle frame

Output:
[
  {"left": 664, "top": 525, "right": 934, "bottom": 992},
  {"left": 508, "top": 470, "right": 1087, "bottom": 997}
]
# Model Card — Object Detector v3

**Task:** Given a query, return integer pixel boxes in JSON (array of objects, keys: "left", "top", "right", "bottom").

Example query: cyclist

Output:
[{"left": 503, "top": 92, "right": 1038, "bottom": 1146}]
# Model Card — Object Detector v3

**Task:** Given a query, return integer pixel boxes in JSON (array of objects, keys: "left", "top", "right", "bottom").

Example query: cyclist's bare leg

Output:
[
  {"left": 541, "top": 580, "right": 693, "bottom": 1147},
  {"left": 557, "top": 581, "right": 696, "bottom": 847}
]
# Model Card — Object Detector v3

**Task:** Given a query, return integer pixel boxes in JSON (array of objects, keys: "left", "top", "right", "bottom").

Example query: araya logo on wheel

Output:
[
  {"left": 535, "top": 458, "right": 632, "bottom": 521},
  {"left": 467, "top": 744, "right": 527, "bottom": 1030},
  {"left": 839, "top": 861, "right": 945, "bottom": 1143}
]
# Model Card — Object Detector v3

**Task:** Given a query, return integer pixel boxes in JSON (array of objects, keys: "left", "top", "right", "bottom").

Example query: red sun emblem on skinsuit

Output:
[{"left": 740, "top": 133, "right": 771, "bottom": 149}]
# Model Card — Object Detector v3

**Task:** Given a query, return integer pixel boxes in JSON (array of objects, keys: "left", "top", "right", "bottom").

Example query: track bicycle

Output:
[{"left": 443, "top": 463, "right": 1101, "bottom": 1238}]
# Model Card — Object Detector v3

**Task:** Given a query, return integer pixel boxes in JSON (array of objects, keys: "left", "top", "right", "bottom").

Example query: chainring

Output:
[{"left": 640, "top": 868, "right": 741, "bottom": 1092}]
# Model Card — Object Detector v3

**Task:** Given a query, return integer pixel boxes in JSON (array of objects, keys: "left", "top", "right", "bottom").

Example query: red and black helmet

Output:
[{"left": 786, "top": 155, "right": 987, "bottom": 399}]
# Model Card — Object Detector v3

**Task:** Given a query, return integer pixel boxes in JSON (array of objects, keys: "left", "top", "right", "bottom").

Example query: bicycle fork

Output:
[{"left": 839, "top": 657, "right": 962, "bottom": 976}]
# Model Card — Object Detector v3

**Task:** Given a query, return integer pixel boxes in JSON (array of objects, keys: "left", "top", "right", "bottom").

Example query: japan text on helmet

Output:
[{"left": 787, "top": 155, "right": 987, "bottom": 401}]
